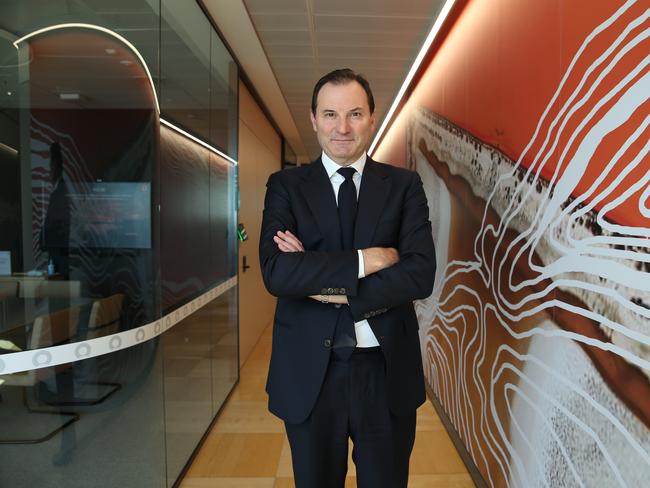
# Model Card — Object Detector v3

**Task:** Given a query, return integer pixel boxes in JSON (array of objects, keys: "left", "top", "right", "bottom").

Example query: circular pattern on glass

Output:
[
  {"left": 154, "top": 321, "right": 161, "bottom": 334},
  {"left": 33, "top": 350, "right": 52, "bottom": 367},
  {"left": 109, "top": 336, "right": 122, "bottom": 350},
  {"left": 0, "top": 357, "right": 5, "bottom": 373},
  {"left": 75, "top": 343, "right": 91, "bottom": 358},
  {"left": 165, "top": 316, "right": 172, "bottom": 330},
  {"left": 136, "top": 328, "right": 145, "bottom": 342}
]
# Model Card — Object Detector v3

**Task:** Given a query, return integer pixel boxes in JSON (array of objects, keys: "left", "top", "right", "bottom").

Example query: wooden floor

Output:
[{"left": 180, "top": 324, "right": 474, "bottom": 488}]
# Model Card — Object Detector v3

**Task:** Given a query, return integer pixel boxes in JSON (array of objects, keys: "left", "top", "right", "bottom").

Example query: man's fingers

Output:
[
  {"left": 276, "top": 241, "right": 295, "bottom": 252},
  {"left": 278, "top": 231, "right": 304, "bottom": 250},
  {"left": 276, "top": 231, "right": 304, "bottom": 251},
  {"left": 278, "top": 237, "right": 303, "bottom": 252},
  {"left": 284, "top": 230, "right": 300, "bottom": 241},
  {"left": 272, "top": 230, "right": 305, "bottom": 253},
  {"left": 274, "top": 234, "right": 302, "bottom": 252},
  {"left": 274, "top": 236, "right": 297, "bottom": 252}
]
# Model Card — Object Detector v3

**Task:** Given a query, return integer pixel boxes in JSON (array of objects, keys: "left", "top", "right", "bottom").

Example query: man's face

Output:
[{"left": 310, "top": 81, "right": 375, "bottom": 166}]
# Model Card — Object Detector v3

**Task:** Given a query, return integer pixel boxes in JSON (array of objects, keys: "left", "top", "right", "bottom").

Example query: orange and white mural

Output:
[{"left": 375, "top": 0, "right": 650, "bottom": 485}]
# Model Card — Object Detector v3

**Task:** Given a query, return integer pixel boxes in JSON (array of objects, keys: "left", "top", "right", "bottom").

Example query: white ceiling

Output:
[{"left": 215, "top": 0, "right": 445, "bottom": 161}]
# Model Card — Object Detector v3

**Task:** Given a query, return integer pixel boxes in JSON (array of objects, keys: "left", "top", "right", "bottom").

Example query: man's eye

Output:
[
  {"left": 351, "top": 112, "right": 361, "bottom": 118},
  {"left": 324, "top": 113, "right": 335, "bottom": 118}
]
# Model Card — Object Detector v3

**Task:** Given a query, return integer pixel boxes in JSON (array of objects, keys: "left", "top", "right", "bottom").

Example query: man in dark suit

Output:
[{"left": 260, "top": 68, "right": 436, "bottom": 488}]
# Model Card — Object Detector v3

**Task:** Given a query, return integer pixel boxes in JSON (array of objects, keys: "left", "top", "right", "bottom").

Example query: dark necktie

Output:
[
  {"left": 337, "top": 167, "right": 357, "bottom": 249},
  {"left": 332, "top": 167, "right": 357, "bottom": 359}
]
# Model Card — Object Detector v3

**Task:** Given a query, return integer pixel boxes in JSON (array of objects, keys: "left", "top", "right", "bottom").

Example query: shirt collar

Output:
[{"left": 321, "top": 151, "right": 367, "bottom": 179}]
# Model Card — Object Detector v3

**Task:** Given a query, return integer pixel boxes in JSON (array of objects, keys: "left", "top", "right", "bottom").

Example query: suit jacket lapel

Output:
[
  {"left": 299, "top": 158, "right": 342, "bottom": 250},
  {"left": 354, "top": 158, "right": 390, "bottom": 249}
]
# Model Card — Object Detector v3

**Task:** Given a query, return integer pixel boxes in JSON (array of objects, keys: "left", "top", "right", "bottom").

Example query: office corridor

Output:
[{"left": 179, "top": 323, "right": 474, "bottom": 487}]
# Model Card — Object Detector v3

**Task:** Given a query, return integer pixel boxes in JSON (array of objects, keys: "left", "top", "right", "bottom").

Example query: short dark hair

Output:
[{"left": 311, "top": 68, "right": 375, "bottom": 115}]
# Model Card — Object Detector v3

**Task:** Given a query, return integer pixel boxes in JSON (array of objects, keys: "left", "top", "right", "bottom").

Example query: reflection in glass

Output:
[
  {"left": 210, "top": 29, "right": 238, "bottom": 159},
  {"left": 163, "top": 288, "right": 238, "bottom": 485},
  {"left": 0, "top": 340, "right": 166, "bottom": 486},
  {"left": 0, "top": 2, "right": 239, "bottom": 486},
  {"left": 210, "top": 287, "right": 238, "bottom": 414},
  {"left": 161, "top": 0, "right": 211, "bottom": 144}
]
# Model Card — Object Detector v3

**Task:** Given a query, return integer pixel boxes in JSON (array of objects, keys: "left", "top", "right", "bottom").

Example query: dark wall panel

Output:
[{"left": 160, "top": 126, "right": 211, "bottom": 311}]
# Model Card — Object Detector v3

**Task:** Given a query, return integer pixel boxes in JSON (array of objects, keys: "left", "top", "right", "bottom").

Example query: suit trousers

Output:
[{"left": 284, "top": 347, "right": 416, "bottom": 488}]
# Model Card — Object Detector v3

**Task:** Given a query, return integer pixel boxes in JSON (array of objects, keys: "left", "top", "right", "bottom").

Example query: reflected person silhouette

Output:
[{"left": 41, "top": 142, "right": 71, "bottom": 280}]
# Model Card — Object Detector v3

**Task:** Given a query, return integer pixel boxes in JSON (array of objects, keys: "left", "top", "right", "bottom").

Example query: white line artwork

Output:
[{"left": 408, "top": 1, "right": 650, "bottom": 486}]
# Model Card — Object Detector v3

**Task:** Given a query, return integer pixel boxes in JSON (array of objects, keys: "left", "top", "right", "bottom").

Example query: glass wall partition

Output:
[{"left": 0, "top": 1, "right": 239, "bottom": 487}]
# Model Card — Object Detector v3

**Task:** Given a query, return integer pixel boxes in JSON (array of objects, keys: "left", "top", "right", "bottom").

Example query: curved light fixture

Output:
[
  {"left": 14, "top": 23, "right": 161, "bottom": 113},
  {"left": 368, "top": 0, "right": 458, "bottom": 156},
  {"left": 13, "top": 23, "right": 238, "bottom": 165}
]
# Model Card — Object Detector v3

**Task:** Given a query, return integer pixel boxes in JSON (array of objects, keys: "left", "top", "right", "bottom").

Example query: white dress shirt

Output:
[{"left": 320, "top": 152, "right": 380, "bottom": 348}]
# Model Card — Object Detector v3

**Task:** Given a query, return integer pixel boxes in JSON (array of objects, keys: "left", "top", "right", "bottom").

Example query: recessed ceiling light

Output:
[
  {"left": 120, "top": 59, "right": 132, "bottom": 66},
  {"left": 6, "top": 91, "right": 12, "bottom": 96},
  {"left": 105, "top": 48, "right": 116, "bottom": 55},
  {"left": 59, "top": 93, "right": 80, "bottom": 100}
]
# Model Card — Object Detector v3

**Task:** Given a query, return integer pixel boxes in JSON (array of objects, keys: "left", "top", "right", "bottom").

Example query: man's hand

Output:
[
  {"left": 274, "top": 230, "right": 350, "bottom": 305},
  {"left": 361, "top": 247, "right": 399, "bottom": 276},
  {"left": 308, "top": 294, "right": 348, "bottom": 304},
  {"left": 273, "top": 230, "right": 304, "bottom": 252}
]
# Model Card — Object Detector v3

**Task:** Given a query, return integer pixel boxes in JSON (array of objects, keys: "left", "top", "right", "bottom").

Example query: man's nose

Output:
[{"left": 336, "top": 117, "right": 350, "bottom": 134}]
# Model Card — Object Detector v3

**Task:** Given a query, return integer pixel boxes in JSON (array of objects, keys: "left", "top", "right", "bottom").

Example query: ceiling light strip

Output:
[
  {"left": 13, "top": 23, "right": 161, "bottom": 113},
  {"left": 368, "top": 0, "right": 458, "bottom": 155},
  {"left": 0, "top": 141, "right": 18, "bottom": 156},
  {"left": 160, "top": 118, "right": 238, "bottom": 165}
]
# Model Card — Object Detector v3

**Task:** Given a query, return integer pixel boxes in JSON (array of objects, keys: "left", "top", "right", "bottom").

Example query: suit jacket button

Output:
[
  {"left": 340, "top": 287, "right": 346, "bottom": 294},
  {"left": 333, "top": 288, "right": 340, "bottom": 294},
  {"left": 334, "top": 304, "right": 341, "bottom": 308},
  {"left": 324, "top": 339, "right": 332, "bottom": 348},
  {"left": 321, "top": 288, "right": 327, "bottom": 294},
  {"left": 363, "top": 313, "right": 370, "bottom": 319},
  {"left": 327, "top": 287, "right": 334, "bottom": 294}
]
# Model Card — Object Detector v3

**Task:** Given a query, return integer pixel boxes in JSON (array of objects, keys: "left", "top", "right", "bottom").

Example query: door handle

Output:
[{"left": 242, "top": 255, "right": 251, "bottom": 272}]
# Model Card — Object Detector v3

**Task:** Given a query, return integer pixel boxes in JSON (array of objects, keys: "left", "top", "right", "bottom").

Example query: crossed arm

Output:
[
  {"left": 273, "top": 230, "right": 398, "bottom": 304},
  {"left": 259, "top": 171, "right": 435, "bottom": 320}
]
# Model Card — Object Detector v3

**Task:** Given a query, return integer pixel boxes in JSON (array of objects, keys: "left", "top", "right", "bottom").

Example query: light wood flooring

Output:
[{"left": 180, "top": 324, "right": 474, "bottom": 487}]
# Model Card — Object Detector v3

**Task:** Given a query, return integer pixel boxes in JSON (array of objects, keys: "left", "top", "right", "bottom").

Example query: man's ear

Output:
[
  {"left": 310, "top": 111, "right": 317, "bottom": 132},
  {"left": 370, "top": 112, "right": 376, "bottom": 131}
]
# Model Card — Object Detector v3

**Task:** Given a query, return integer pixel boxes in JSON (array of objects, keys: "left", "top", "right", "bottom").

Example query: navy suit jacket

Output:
[{"left": 260, "top": 157, "right": 436, "bottom": 424}]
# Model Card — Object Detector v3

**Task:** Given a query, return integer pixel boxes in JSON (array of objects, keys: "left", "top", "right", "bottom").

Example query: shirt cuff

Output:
[{"left": 357, "top": 250, "right": 366, "bottom": 279}]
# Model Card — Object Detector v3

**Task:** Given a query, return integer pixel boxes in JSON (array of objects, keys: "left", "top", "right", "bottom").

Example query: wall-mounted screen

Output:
[{"left": 66, "top": 182, "right": 152, "bottom": 249}]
